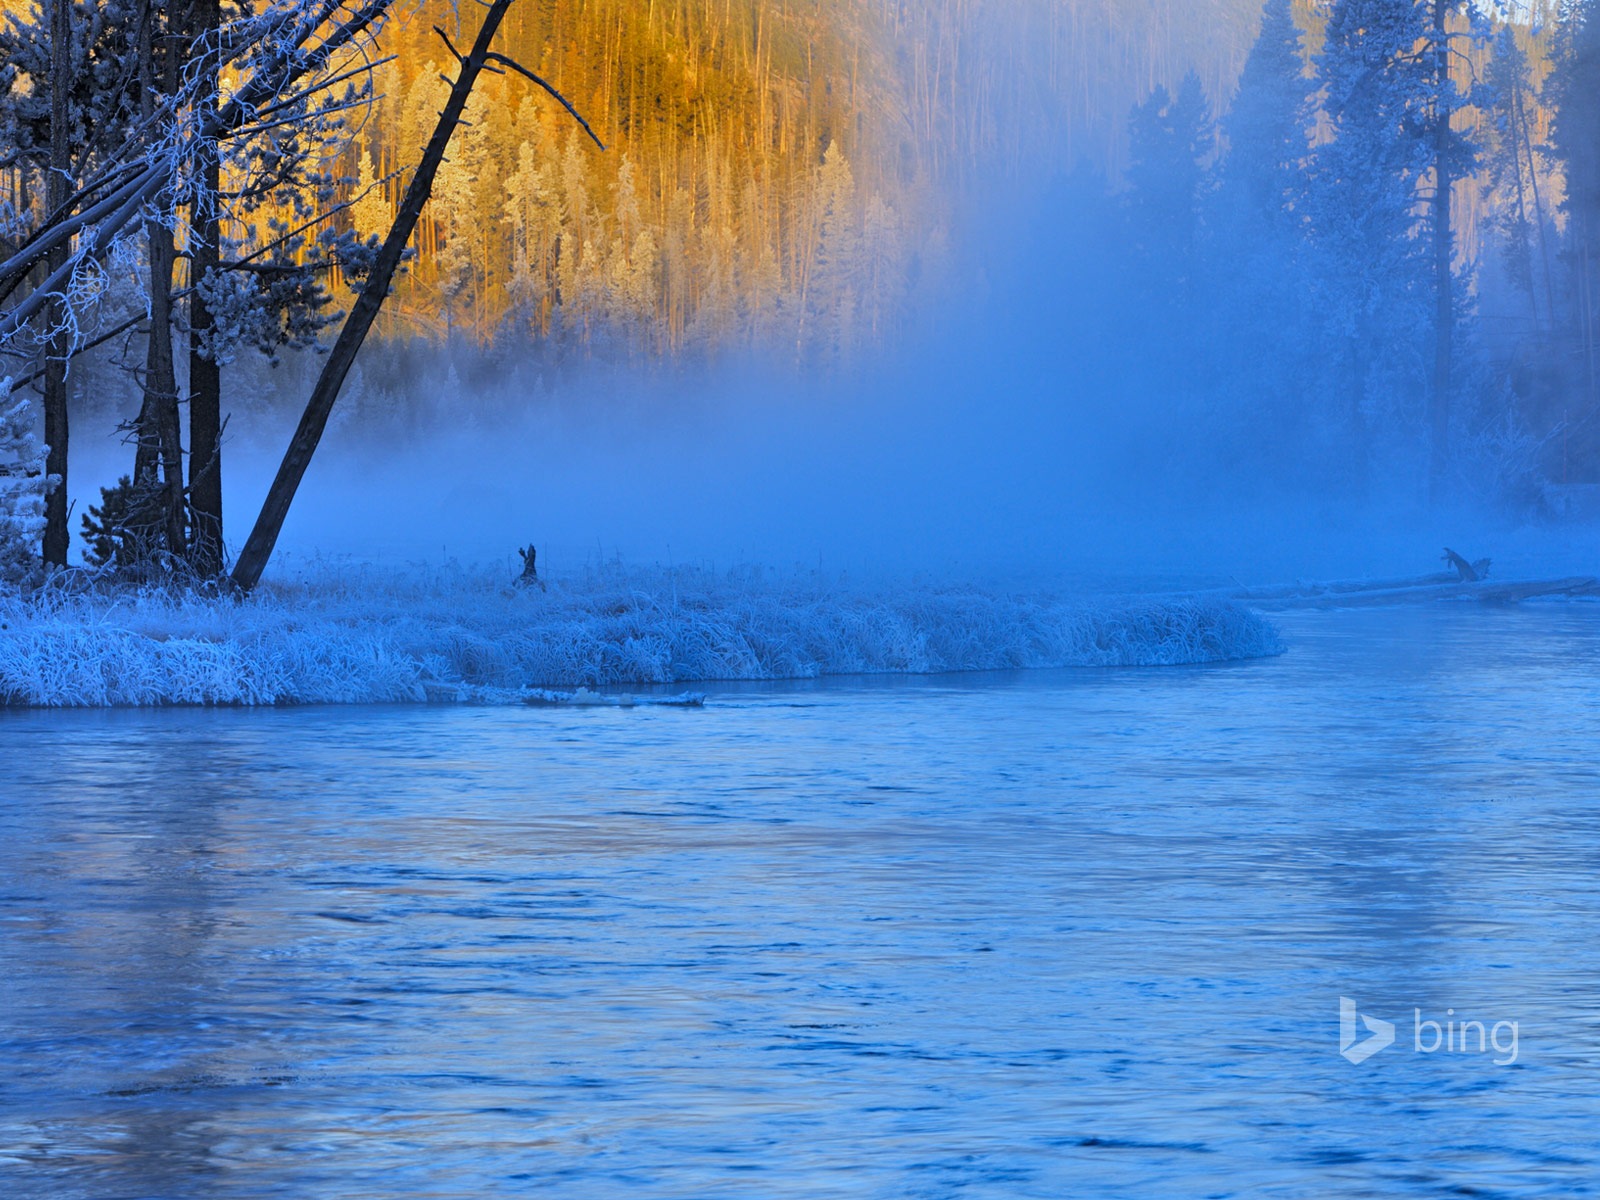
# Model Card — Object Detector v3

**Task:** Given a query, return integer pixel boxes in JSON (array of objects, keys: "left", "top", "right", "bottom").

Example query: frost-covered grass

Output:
[{"left": 0, "top": 562, "right": 1284, "bottom": 707}]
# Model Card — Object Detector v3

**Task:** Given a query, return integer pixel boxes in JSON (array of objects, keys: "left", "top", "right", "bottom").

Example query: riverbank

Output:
[{"left": 0, "top": 562, "right": 1282, "bottom": 707}]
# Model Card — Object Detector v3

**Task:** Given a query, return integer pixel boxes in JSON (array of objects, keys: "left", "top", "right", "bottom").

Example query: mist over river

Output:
[{"left": 4, "top": 602, "right": 1599, "bottom": 1198}]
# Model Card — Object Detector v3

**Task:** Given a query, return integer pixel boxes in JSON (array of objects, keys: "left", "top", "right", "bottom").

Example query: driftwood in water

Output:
[
  {"left": 1235, "top": 576, "right": 1600, "bottom": 610},
  {"left": 419, "top": 683, "right": 704, "bottom": 707},
  {"left": 1217, "top": 548, "right": 1600, "bottom": 609},
  {"left": 523, "top": 688, "right": 705, "bottom": 708}
]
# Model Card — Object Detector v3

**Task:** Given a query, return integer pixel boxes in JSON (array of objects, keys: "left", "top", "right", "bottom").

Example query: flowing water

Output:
[{"left": 3, "top": 603, "right": 1599, "bottom": 1198}]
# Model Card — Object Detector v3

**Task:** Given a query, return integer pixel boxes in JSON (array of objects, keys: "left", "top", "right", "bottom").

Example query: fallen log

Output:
[
  {"left": 1240, "top": 576, "right": 1600, "bottom": 610},
  {"left": 1232, "top": 573, "right": 1459, "bottom": 602}
]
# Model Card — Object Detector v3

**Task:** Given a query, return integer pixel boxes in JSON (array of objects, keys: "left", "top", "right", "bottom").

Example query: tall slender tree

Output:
[
  {"left": 1125, "top": 70, "right": 1215, "bottom": 308},
  {"left": 41, "top": 0, "right": 73, "bottom": 565},
  {"left": 129, "top": 0, "right": 186, "bottom": 558},
  {"left": 1551, "top": 0, "right": 1600, "bottom": 434},
  {"left": 188, "top": 0, "right": 224, "bottom": 577},
  {"left": 1308, "top": 0, "right": 1436, "bottom": 480},
  {"left": 1484, "top": 24, "right": 1558, "bottom": 328},
  {"left": 1424, "top": 0, "right": 1484, "bottom": 496},
  {"left": 1207, "top": 1, "right": 1322, "bottom": 465}
]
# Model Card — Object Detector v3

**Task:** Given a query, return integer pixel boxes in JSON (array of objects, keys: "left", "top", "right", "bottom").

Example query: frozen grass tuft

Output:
[{"left": 0, "top": 562, "right": 1284, "bottom": 707}]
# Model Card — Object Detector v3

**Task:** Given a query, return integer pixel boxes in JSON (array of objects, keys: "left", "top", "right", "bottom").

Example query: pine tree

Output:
[
  {"left": 1125, "top": 71, "right": 1216, "bottom": 312},
  {"left": 1207, "top": 1, "right": 1321, "bottom": 469},
  {"left": 1422, "top": 0, "right": 1486, "bottom": 494},
  {"left": 503, "top": 138, "right": 555, "bottom": 331},
  {"left": 806, "top": 140, "right": 861, "bottom": 359},
  {"left": 1220, "top": 0, "right": 1313, "bottom": 223},
  {"left": 1305, "top": 0, "right": 1435, "bottom": 468},
  {"left": 432, "top": 111, "right": 484, "bottom": 339},
  {"left": 0, "top": 0, "right": 142, "bottom": 564},
  {"left": 353, "top": 148, "right": 392, "bottom": 243},
  {"left": 1483, "top": 24, "right": 1557, "bottom": 327}
]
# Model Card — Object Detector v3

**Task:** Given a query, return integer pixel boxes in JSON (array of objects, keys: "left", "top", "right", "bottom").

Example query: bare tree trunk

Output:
[
  {"left": 133, "top": 0, "right": 185, "bottom": 557},
  {"left": 1348, "top": 327, "right": 1370, "bottom": 491},
  {"left": 188, "top": 0, "right": 224, "bottom": 576},
  {"left": 1429, "top": 0, "right": 1453, "bottom": 502},
  {"left": 1581, "top": 218, "right": 1600, "bottom": 436},
  {"left": 41, "top": 0, "right": 72, "bottom": 567},
  {"left": 1514, "top": 82, "right": 1558, "bottom": 330},
  {"left": 1506, "top": 86, "right": 1537, "bottom": 326},
  {"left": 232, "top": 0, "right": 527, "bottom": 591},
  {"left": 137, "top": 219, "right": 186, "bottom": 555}
]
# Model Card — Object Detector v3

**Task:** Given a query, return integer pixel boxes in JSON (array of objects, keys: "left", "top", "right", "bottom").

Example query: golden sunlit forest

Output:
[
  {"left": 1, "top": 0, "right": 1574, "bottom": 363},
  {"left": 344, "top": 0, "right": 911, "bottom": 355},
  {"left": 321, "top": 0, "right": 1573, "bottom": 359},
  {"left": 320, "top": 0, "right": 1294, "bottom": 357}
]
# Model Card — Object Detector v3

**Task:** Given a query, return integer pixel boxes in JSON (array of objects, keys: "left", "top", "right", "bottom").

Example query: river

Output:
[{"left": 3, "top": 602, "right": 1598, "bottom": 1197}]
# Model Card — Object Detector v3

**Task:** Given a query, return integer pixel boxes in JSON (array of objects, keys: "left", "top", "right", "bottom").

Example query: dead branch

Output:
[{"left": 485, "top": 52, "right": 607, "bottom": 149}]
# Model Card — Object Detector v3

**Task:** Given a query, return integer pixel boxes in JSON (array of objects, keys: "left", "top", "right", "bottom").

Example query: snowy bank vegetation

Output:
[{"left": 0, "top": 564, "right": 1283, "bottom": 707}]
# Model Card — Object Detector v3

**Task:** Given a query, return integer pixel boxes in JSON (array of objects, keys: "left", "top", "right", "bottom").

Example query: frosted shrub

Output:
[{"left": 0, "top": 385, "right": 53, "bottom": 584}]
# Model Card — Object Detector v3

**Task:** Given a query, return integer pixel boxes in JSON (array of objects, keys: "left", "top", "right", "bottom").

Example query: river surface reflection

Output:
[{"left": 3, "top": 603, "right": 1599, "bottom": 1197}]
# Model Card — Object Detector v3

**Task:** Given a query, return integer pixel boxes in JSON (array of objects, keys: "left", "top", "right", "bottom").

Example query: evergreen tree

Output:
[
  {"left": 1301, "top": 0, "right": 1486, "bottom": 490},
  {"left": 1206, "top": 1, "right": 1322, "bottom": 476},
  {"left": 1126, "top": 70, "right": 1209, "bottom": 339},
  {"left": 0, "top": 0, "right": 142, "bottom": 564},
  {"left": 1306, "top": 0, "right": 1435, "bottom": 469},
  {"left": 1422, "top": 0, "right": 1486, "bottom": 493},
  {"left": 1483, "top": 24, "right": 1557, "bottom": 328},
  {"left": 806, "top": 140, "right": 861, "bottom": 359},
  {"left": 503, "top": 137, "right": 559, "bottom": 333},
  {"left": 1219, "top": 0, "right": 1313, "bottom": 224},
  {"left": 1125, "top": 71, "right": 1216, "bottom": 295},
  {"left": 352, "top": 148, "right": 391, "bottom": 244}
]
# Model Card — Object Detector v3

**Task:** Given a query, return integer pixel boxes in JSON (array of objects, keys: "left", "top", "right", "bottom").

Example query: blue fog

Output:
[{"left": 143, "top": 170, "right": 1591, "bottom": 587}]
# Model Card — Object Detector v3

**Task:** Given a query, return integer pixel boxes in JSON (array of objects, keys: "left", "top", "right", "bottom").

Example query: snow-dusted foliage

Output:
[
  {"left": 0, "top": 385, "right": 52, "bottom": 581},
  {"left": 0, "top": 563, "right": 1283, "bottom": 707}
]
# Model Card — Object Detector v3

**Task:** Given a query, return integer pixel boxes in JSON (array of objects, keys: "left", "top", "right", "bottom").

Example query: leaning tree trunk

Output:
[
  {"left": 41, "top": 0, "right": 73, "bottom": 567},
  {"left": 232, "top": 0, "right": 602, "bottom": 591},
  {"left": 188, "top": 0, "right": 225, "bottom": 576}
]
